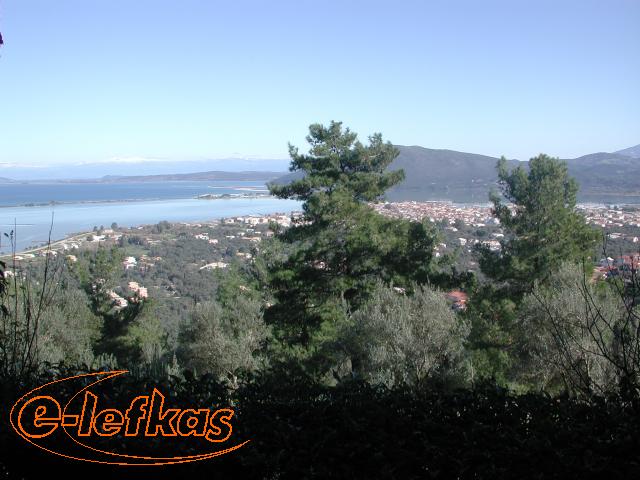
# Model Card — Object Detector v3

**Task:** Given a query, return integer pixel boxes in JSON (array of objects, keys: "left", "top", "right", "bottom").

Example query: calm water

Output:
[
  {"left": 1, "top": 181, "right": 638, "bottom": 253},
  {"left": 0, "top": 181, "right": 299, "bottom": 253},
  {"left": 0, "top": 180, "right": 270, "bottom": 207}
]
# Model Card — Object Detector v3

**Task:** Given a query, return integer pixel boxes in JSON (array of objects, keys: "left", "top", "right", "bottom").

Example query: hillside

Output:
[
  {"left": 272, "top": 145, "right": 640, "bottom": 202},
  {"left": 5, "top": 171, "right": 287, "bottom": 184},
  {"left": 565, "top": 152, "right": 640, "bottom": 193},
  {"left": 0, "top": 158, "right": 290, "bottom": 181},
  {"left": 88, "top": 170, "right": 285, "bottom": 183},
  {"left": 386, "top": 147, "right": 522, "bottom": 198},
  {"left": 615, "top": 144, "right": 640, "bottom": 159}
]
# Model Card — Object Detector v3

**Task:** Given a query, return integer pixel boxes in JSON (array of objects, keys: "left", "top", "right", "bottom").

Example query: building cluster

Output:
[
  {"left": 107, "top": 282, "right": 149, "bottom": 310},
  {"left": 121, "top": 254, "right": 161, "bottom": 272},
  {"left": 127, "top": 281, "right": 148, "bottom": 299},
  {"left": 578, "top": 205, "right": 640, "bottom": 243},
  {"left": 373, "top": 201, "right": 640, "bottom": 229},
  {"left": 578, "top": 205, "right": 640, "bottom": 229},
  {"left": 85, "top": 229, "right": 122, "bottom": 244},
  {"left": 10, "top": 253, "right": 35, "bottom": 261},
  {"left": 139, "top": 254, "right": 161, "bottom": 272},
  {"left": 372, "top": 201, "right": 503, "bottom": 255},
  {"left": 123, "top": 256, "right": 137, "bottom": 270},
  {"left": 222, "top": 212, "right": 303, "bottom": 228},
  {"left": 193, "top": 231, "right": 262, "bottom": 244},
  {"left": 107, "top": 290, "right": 129, "bottom": 310},
  {"left": 193, "top": 233, "right": 219, "bottom": 244},
  {"left": 371, "top": 201, "right": 500, "bottom": 228},
  {"left": 199, "top": 261, "right": 228, "bottom": 270},
  {"left": 60, "top": 240, "right": 82, "bottom": 250},
  {"left": 594, "top": 254, "right": 640, "bottom": 281}
]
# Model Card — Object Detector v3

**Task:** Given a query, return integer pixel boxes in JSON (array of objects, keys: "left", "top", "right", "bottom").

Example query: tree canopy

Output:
[
  {"left": 265, "top": 121, "right": 440, "bottom": 352},
  {"left": 270, "top": 121, "right": 404, "bottom": 203},
  {"left": 479, "top": 154, "right": 599, "bottom": 295}
]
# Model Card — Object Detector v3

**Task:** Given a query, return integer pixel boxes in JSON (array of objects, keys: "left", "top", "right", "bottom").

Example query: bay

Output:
[
  {"left": 0, "top": 181, "right": 299, "bottom": 253},
  {"left": 0, "top": 180, "right": 272, "bottom": 207},
  {"left": 2, "top": 180, "right": 637, "bottom": 254}
]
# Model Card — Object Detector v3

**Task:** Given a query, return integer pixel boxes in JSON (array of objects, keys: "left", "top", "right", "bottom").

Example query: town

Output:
[{"left": 3, "top": 202, "right": 639, "bottom": 316}]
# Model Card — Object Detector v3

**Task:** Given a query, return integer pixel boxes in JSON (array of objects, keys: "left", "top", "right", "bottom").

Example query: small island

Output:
[{"left": 196, "top": 192, "right": 272, "bottom": 200}]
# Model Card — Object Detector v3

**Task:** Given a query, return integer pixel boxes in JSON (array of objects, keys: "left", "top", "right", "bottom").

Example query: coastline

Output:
[
  {"left": 196, "top": 193, "right": 272, "bottom": 200},
  {"left": 0, "top": 196, "right": 301, "bottom": 255},
  {"left": 0, "top": 192, "right": 276, "bottom": 209}
]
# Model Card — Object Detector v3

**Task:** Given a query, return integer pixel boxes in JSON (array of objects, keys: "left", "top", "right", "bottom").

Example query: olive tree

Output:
[
  {"left": 517, "top": 262, "right": 639, "bottom": 397},
  {"left": 37, "top": 288, "right": 102, "bottom": 367},
  {"left": 341, "top": 283, "right": 469, "bottom": 388},
  {"left": 178, "top": 296, "right": 269, "bottom": 386},
  {"left": 479, "top": 155, "right": 599, "bottom": 296}
]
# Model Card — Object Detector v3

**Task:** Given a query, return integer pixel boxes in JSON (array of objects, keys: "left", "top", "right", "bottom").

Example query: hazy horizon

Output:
[{"left": 2, "top": 140, "right": 639, "bottom": 182}]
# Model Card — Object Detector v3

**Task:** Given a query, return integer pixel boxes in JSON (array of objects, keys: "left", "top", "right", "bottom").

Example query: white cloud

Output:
[
  {"left": 76, "top": 154, "right": 288, "bottom": 166},
  {"left": 0, "top": 162, "right": 48, "bottom": 169},
  {"left": 75, "top": 156, "right": 168, "bottom": 165},
  {"left": 227, "top": 152, "right": 288, "bottom": 160}
]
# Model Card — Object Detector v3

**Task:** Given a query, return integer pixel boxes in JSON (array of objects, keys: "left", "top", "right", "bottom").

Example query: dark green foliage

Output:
[
  {"left": 469, "top": 155, "right": 600, "bottom": 383},
  {"left": 35, "top": 288, "right": 102, "bottom": 366},
  {"left": 266, "top": 121, "right": 440, "bottom": 351},
  {"left": 465, "top": 284, "right": 518, "bottom": 384},
  {"left": 479, "top": 155, "right": 599, "bottom": 296},
  {"left": 151, "top": 220, "right": 171, "bottom": 234},
  {"left": 517, "top": 263, "right": 640, "bottom": 398},
  {"left": 2, "top": 368, "right": 640, "bottom": 479},
  {"left": 0, "top": 259, "right": 8, "bottom": 321},
  {"left": 0, "top": 247, "right": 64, "bottom": 381},
  {"left": 270, "top": 121, "right": 404, "bottom": 203},
  {"left": 71, "top": 246, "right": 149, "bottom": 366}
]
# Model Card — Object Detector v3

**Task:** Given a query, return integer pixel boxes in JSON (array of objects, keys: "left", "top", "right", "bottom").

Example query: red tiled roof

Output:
[{"left": 446, "top": 290, "right": 468, "bottom": 302}]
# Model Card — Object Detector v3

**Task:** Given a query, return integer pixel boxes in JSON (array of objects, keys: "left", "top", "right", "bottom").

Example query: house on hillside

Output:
[
  {"left": 123, "top": 256, "right": 137, "bottom": 270},
  {"left": 446, "top": 290, "right": 468, "bottom": 311}
]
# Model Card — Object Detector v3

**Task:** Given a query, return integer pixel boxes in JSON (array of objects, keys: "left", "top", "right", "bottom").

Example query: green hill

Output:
[{"left": 272, "top": 145, "right": 640, "bottom": 202}]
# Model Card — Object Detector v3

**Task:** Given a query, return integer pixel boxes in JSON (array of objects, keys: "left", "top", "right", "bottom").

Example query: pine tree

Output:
[
  {"left": 266, "top": 121, "right": 439, "bottom": 348},
  {"left": 479, "top": 154, "right": 599, "bottom": 295},
  {"left": 468, "top": 154, "right": 600, "bottom": 384}
]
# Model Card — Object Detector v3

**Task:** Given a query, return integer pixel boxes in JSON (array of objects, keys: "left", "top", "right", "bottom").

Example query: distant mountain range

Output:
[
  {"left": 615, "top": 144, "right": 640, "bottom": 159},
  {"left": 272, "top": 144, "right": 640, "bottom": 201},
  {"left": 2, "top": 145, "right": 638, "bottom": 202},
  {"left": 0, "top": 169, "right": 285, "bottom": 184},
  {"left": 0, "top": 158, "right": 290, "bottom": 181},
  {"left": 64, "top": 171, "right": 284, "bottom": 183},
  {"left": 565, "top": 151, "right": 640, "bottom": 194}
]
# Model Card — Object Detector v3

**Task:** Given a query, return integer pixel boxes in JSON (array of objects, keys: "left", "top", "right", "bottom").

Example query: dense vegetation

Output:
[
  {"left": 1, "top": 367, "right": 639, "bottom": 479},
  {"left": 1, "top": 122, "right": 640, "bottom": 478}
]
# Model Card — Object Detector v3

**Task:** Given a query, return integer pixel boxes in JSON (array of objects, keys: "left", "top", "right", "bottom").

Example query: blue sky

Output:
[{"left": 0, "top": 0, "right": 638, "bottom": 167}]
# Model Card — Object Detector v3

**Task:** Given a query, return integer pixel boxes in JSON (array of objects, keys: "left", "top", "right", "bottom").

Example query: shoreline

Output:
[
  {"left": 4, "top": 196, "right": 639, "bottom": 210},
  {"left": 0, "top": 204, "right": 299, "bottom": 257},
  {"left": 0, "top": 231, "right": 91, "bottom": 259},
  {"left": 196, "top": 193, "right": 272, "bottom": 200},
  {"left": 0, "top": 193, "right": 276, "bottom": 209},
  {"left": 2, "top": 198, "right": 639, "bottom": 256}
]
